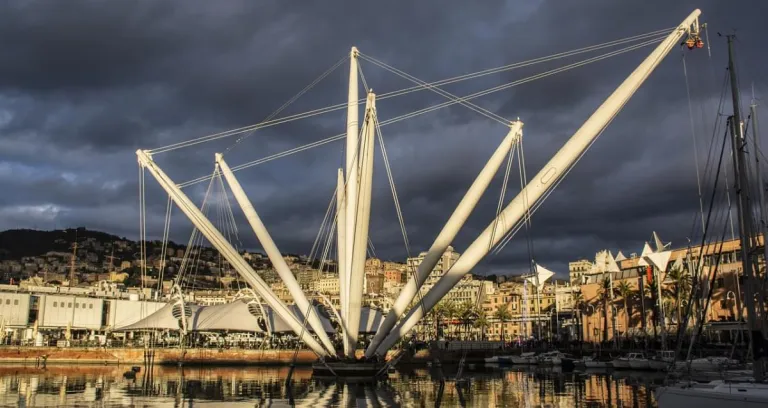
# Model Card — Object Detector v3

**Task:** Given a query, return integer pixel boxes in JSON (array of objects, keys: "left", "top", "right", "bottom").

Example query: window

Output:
[
  {"left": 14, "top": 300, "right": 18, "bottom": 305},
  {"left": 75, "top": 303, "right": 79, "bottom": 308},
  {"left": 53, "top": 302, "right": 57, "bottom": 307},
  {"left": 68, "top": 302, "right": 72, "bottom": 308},
  {"left": 5, "top": 300, "right": 8, "bottom": 305},
  {"left": 89, "top": 304, "right": 93, "bottom": 309}
]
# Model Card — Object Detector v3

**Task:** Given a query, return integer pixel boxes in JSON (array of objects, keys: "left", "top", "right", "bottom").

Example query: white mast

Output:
[
  {"left": 346, "top": 91, "right": 376, "bottom": 357},
  {"left": 365, "top": 120, "right": 523, "bottom": 357},
  {"left": 336, "top": 167, "right": 348, "bottom": 354},
  {"left": 374, "top": 9, "right": 702, "bottom": 354},
  {"left": 342, "top": 46, "right": 360, "bottom": 333},
  {"left": 216, "top": 154, "right": 336, "bottom": 354},
  {"left": 135, "top": 150, "right": 329, "bottom": 357}
]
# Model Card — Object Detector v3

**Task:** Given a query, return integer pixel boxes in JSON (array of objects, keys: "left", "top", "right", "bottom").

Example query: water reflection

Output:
[{"left": 0, "top": 364, "right": 660, "bottom": 407}]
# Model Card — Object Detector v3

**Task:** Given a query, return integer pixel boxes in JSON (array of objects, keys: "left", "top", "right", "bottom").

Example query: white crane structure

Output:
[{"left": 135, "top": 9, "right": 702, "bottom": 363}]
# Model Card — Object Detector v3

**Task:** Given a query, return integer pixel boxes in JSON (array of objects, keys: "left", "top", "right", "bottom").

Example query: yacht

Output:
[
  {"left": 656, "top": 380, "right": 768, "bottom": 408},
  {"left": 675, "top": 357, "right": 741, "bottom": 372},
  {"left": 627, "top": 352, "right": 650, "bottom": 370},
  {"left": 611, "top": 354, "right": 632, "bottom": 369},
  {"left": 648, "top": 351, "right": 675, "bottom": 371},
  {"left": 537, "top": 351, "right": 564, "bottom": 366},
  {"left": 511, "top": 351, "right": 538, "bottom": 365},
  {"left": 656, "top": 33, "right": 768, "bottom": 408},
  {"left": 484, "top": 355, "right": 513, "bottom": 364},
  {"left": 583, "top": 355, "right": 613, "bottom": 369}
]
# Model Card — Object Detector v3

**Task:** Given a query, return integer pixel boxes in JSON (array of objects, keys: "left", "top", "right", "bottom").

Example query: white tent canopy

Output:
[
  {"left": 115, "top": 302, "right": 199, "bottom": 332},
  {"left": 116, "top": 301, "right": 385, "bottom": 335},
  {"left": 190, "top": 299, "right": 264, "bottom": 333}
]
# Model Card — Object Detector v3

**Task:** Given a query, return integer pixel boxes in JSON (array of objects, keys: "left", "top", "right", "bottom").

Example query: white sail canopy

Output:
[
  {"left": 190, "top": 299, "right": 264, "bottom": 333},
  {"left": 115, "top": 302, "right": 198, "bottom": 332},
  {"left": 637, "top": 242, "right": 654, "bottom": 266},
  {"left": 527, "top": 264, "right": 555, "bottom": 288},
  {"left": 644, "top": 251, "right": 672, "bottom": 274}
]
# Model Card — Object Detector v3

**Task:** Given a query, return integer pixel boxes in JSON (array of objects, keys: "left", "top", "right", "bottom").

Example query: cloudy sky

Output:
[{"left": 1, "top": 0, "right": 766, "bottom": 277}]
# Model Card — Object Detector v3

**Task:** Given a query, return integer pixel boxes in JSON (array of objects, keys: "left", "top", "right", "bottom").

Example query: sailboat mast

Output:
[
  {"left": 726, "top": 34, "right": 764, "bottom": 381},
  {"left": 751, "top": 97, "right": 768, "bottom": 327}
]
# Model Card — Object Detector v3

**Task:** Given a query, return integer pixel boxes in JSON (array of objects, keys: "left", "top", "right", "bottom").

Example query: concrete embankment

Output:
[
  {"left": 0, "top": 347, "right": 490, "bottom": 366},
  {"left": 0, "top": 347, "right": 319, "bottom": 366}
]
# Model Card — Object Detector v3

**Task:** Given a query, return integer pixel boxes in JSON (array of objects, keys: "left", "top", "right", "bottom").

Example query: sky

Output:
[{"left": 1, "top": 0, "right": 766, "bottom": 278}]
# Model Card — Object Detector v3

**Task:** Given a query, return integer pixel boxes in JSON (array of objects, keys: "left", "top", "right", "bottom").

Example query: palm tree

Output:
[
  {"left": 494, "top": 306, "right": 512, "bottom": 344},
  {"left": 572, "top": 290, "right": 585, "bottom": 344},
  {"left": 598, "top": 277, "right": 612, "bottom": 344},
  {"left": 443, "top": 301, "right": 458, "bottom": 339},
  {"left": 615, "top": 281, "right": 634, "bottom": 339},
  {"left": 458, "top": 301, "right": 476, "bottom": 340},
  {"left": 474, "top": 310, "right": 489, "bottom": 341},
  {"left": 644, "top": 277, "right": 659, "bottom": 340},
  {"left": 665, "top": 265, "right": 692, "bottom": 328},
  {"left": 432, "top": 301, "right": 448, "bottom": 339}
]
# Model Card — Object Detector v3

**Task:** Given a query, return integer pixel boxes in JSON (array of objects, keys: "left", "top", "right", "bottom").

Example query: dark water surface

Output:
[{"left": 0, "top": 364, "right": 662, "bottom": 407}]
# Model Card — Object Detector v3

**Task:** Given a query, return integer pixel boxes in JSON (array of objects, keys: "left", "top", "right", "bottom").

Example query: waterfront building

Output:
[
  {"left": 313, "top": 274, "right": 340, "bottom": 295},
  {"left": 408, "top": 246, "right": 460, "bottom": 288},
  {"left": 575, "top": 235, "right": 765, "bottom": 343},
  {"left": 568, "top": 259, "right": 593, "bottom": 285}
]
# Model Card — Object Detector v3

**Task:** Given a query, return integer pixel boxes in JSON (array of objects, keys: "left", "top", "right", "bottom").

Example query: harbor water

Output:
[{"left": 0, "top": 364, "right": 662, "bottom": 407}]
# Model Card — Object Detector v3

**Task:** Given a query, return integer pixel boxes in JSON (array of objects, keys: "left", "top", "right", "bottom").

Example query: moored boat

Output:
[
  {"left": 537, "top": 351, "right": 564, "bottom": 366},
  {"left": 484, "top": 355, "right": 514, "bottom": 364},
  {"left": 648, "top": 350, "right": 675, "bottom": 371},
  {"left": 627, "top": 353, "right": 650, "bottom": 370},
  {"left": 612, "top": 354, "right": 631, "bottom": 369},
  {"left": 583, "top": 354, "right": 613, "bottom": 368},
  {"left": 656, "top": 380, "right": 768, "bottom": 408},
  {"left": 511, "top": 352, "right": 538, "bottom": 365}
]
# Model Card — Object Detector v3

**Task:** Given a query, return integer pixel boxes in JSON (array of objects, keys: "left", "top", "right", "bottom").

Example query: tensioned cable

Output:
[
  {"left": 177, "top": 38, "right": 663, "bottom": 188},
  {"left": 682, "top": 52, "right": 706, "bottom": 233},
  {"left": 307, "top": 186, "right": 338, "bottom": 264},
  {"left": 492, "top": 74, "right": 642, "bottom": 255},
  {"left": 489, "top": 138, "right": 519, "bottom": 251},
  {"left": 157, "top": 195, "right": 172, "bottom": 293},
  {"left": 359, "top": 53, "right": 510, "bottom": 125},
  {"left": 491, "top": 29, "right": 681, "bottom": 255},
  {"left": 374, "top": 114, "right": 410, "bottom": 257},
  {"left": 176, "top": 167, "right": 218, "bottom": 287},
  {"left": 149, "top": 29, "right": 672, "bottom": 154}
]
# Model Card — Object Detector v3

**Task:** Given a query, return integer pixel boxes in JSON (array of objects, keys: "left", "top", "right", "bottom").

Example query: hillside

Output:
[{"left": 0, "top": 228, "right": 128, "bottom": 261}]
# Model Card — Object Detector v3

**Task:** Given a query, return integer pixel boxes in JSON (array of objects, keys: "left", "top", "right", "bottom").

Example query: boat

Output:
[
  {"left": 537, "top": 351, "right": 564, "bottom": 366},
  {"left": 583, "top": 354, "right": 613, "bottom": 368},
  {"left": 627, "top": 352, "right": 651, "bottom": 370},
  {"left": 675, "top": 357, "right": 741, "bottom": 372},
  {"left": 648, "top": 350, "right": 675, "bottom": 371},
  {"left": 612, "top": 354, "right": 631, "bottom": 369},
  {"left": 656, "top": 380, "right": 768, "bottom": 408},
  {"left": 656, "top": 31, "right": 768, "bottom": 407},
  {"left": 511, "top": 352, "right": 538, "bottom": 365},
  {"left": 484, "top": 355, "right": 514, "bottom": 364}
]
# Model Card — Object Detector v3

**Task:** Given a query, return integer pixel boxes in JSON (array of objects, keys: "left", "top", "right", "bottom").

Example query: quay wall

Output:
[{"left": 0, "top": 347, "right": 487, "bottom": 366}]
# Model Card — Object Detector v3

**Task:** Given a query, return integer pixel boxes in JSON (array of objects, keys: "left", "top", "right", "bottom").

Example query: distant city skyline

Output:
[{"left": 1, "top": 1, "right": 766, "bottom": 279}]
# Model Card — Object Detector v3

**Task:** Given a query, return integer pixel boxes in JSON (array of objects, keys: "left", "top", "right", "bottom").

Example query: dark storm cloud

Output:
[{"left": 1, "top": 0, "right": 767, "bottom": 278}]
